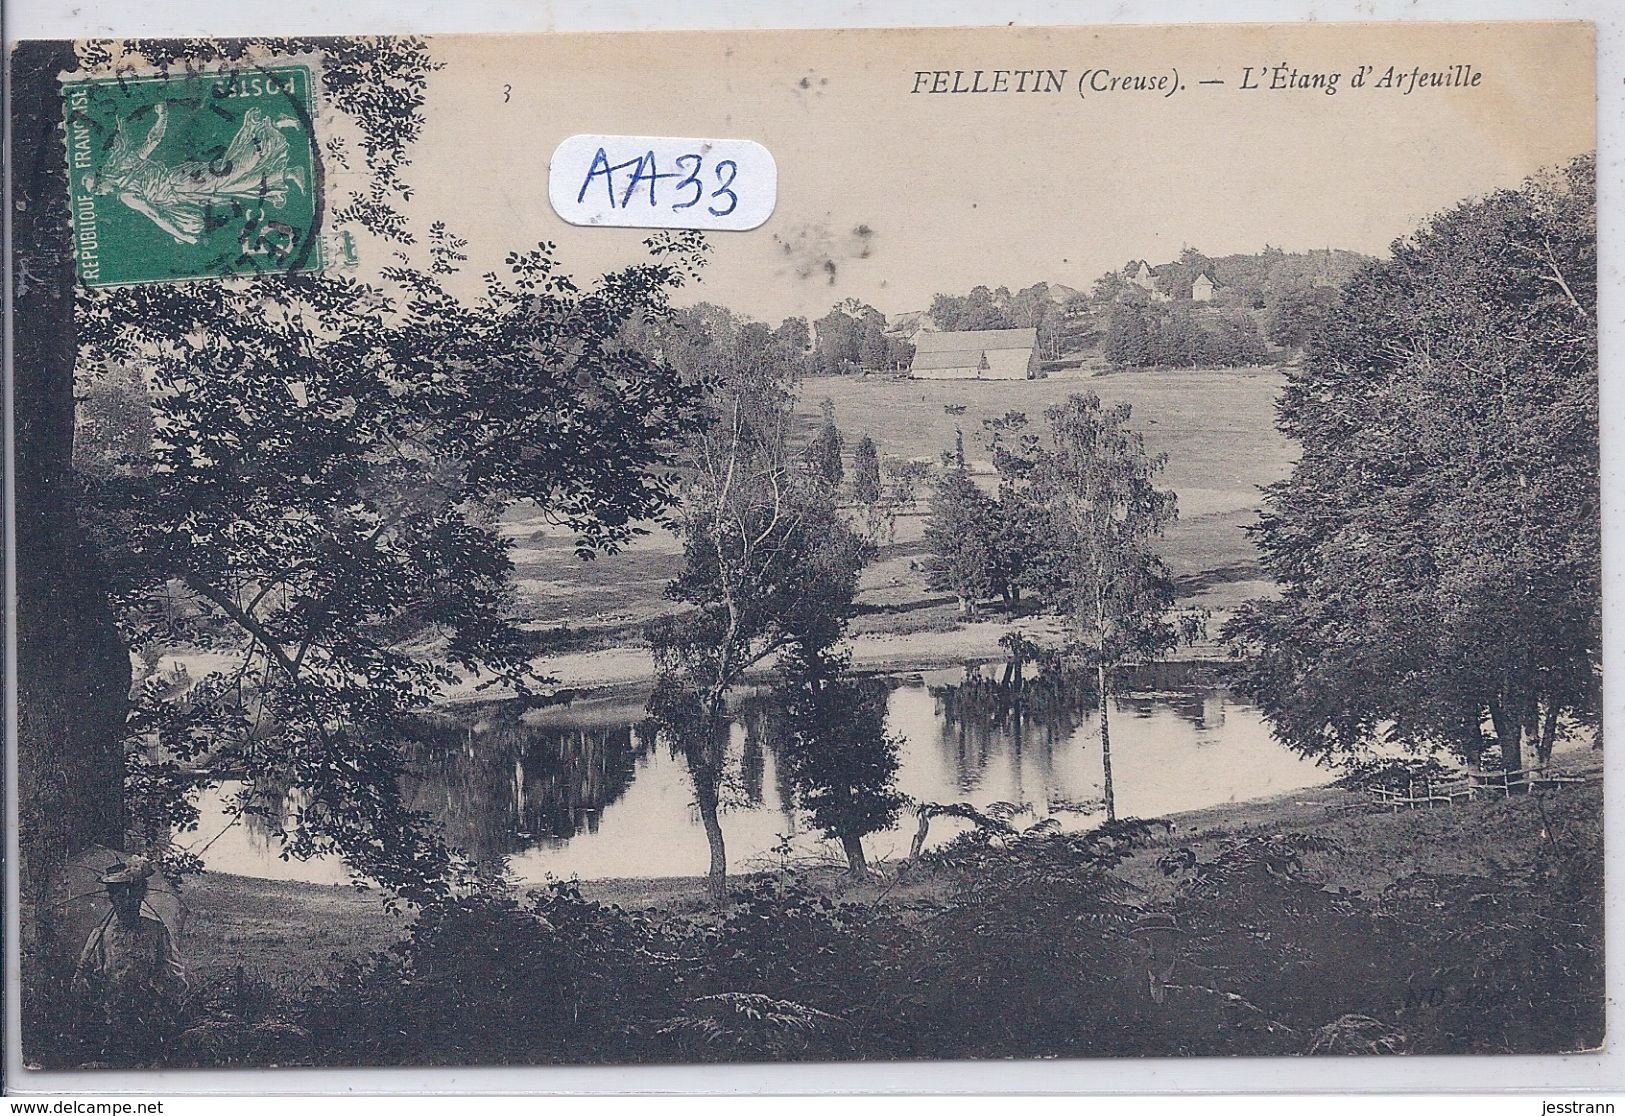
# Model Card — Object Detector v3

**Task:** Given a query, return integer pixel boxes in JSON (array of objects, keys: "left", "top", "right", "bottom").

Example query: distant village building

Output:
[
  {"left": 885, "top": 310, "right": 939, "bottom": 343},
  {"left": 1126, "top": 259, "right": 1220, "bottom": 303},
  {"left": 1124, "top": 260, "right": 1171, "bottom": 303},
  {"left": 909, "top": 327, "right": 1039, "bottom": 380},
  {"left": 1046, "top": 282, "right": 1090, "bottom": 319}
]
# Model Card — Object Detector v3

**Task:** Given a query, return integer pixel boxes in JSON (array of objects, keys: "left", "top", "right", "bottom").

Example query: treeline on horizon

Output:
[
  {"left": 607, "top": 245, "right": 1378, "bottom": 383},
  {"left": 71, "top": 243, "right": 1374, "bottom": 469},
  {"left": 1094, "top": 246, "right": 1372, "bottom": 369}
]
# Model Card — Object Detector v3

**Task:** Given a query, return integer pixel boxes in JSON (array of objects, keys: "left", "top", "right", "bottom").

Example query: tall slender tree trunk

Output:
[
  {"left": 697, "top": 779, "right": 728, "bottom": 902},
  {"left": 693, "top": 695, "right": 730, "bottom": 902},
  {"left": 1460, "top": 712, "right": 1487, "bottom": 770},
  {"left": 1488, "top": 698, "right": 1523, "bottom": 791},
  {"left": 1538, "top": 699, "right": 1560, "bottom": 766},
  {"left": 13, "top": 41, "right": 133, "bottom": 970},
  {"left": 1520, "top": 692, "right": 1542, "bottom": 779},
  {"left": 909, "top": 807, "right": 932, "bottom": 860},
  {"left": 1098, "top": 662, "right": 1116, "bottom": 822},
  {"left": 840, "top": 832, "right": 868, "bottom": 875}
]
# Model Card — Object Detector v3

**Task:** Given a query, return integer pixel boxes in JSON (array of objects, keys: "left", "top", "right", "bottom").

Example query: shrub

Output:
[
  {"left": 301, "top": 883, "right": 681, "bottom": 1066},
  {"left": 1334, "top": 756, "right": 1456, "bottom": 792}
]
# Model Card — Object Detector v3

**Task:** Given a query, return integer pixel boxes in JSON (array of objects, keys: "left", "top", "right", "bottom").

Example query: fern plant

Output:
[{"left": 657, "top": 993, "right": 842, "bottom": 1059}]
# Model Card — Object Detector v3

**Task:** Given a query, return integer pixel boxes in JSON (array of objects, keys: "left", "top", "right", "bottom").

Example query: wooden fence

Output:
[{"left": 1368, "top": 766, "right": 1598, "bottom": 812}]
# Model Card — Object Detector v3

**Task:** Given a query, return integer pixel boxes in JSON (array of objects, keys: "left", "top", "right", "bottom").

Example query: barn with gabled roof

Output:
[{"left": 908, "top": 327, "right": 1039, "bottom": 380}]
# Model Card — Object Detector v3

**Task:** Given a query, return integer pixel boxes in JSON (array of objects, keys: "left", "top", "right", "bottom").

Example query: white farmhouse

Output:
[{"left": 908, "top": 327, "right": 1039, "bottom": 380}]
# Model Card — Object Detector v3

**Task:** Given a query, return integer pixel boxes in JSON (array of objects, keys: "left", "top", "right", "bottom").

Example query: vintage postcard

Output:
[{"left": 9, "top": 20, "right": 1599, "bottom": 1073}]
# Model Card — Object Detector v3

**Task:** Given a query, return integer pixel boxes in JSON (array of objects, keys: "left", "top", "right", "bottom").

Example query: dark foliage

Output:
[
  {"left": 920, "top": 470, "right": 1000, "bottom": 614},
  {"left": 300, "top": 882, "right": 680, "bottom": 1065},
  {"left": 1333, "top": 757, "right": 1457, "bottom": 792},
  {"left": 851, "top": 435, "right": 882, "bottom": 506},
  {"left": 42, "top": 784, "right": 1599, "bottom": 1070},
  {"left": 1225, "top": 155, "right": 1599, "bottom": 772},
  {"left": 927, "top": 283, "right": 1068, "bottom": 360},
  {"left": 1104, "top": 303, "right": 1268, "bottom": 368},
  {"left": 54, "top": 39, "right": 713, "bottom": 907},
  {"left": 808, "top": 398, "right": 845, "bottom": 489},
  {"left": 646, "top": 316, "right": 875, "bottom": 897},
  {"left": 773, "top": 664, "right": 907, "bottom": 871}
]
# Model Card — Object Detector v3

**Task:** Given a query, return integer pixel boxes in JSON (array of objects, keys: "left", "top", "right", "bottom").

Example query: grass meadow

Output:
[{"left": 502, "top": 367, "right": 1293, "bottom": 657}]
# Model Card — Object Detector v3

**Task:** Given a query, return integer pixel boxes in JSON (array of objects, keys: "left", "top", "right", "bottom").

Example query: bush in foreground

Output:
[{"left": 55, "top": 789, "right": 1601, "bottom": 1068}]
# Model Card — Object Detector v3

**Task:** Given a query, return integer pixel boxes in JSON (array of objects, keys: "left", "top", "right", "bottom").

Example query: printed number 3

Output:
[{"left": 708, "top": 159, "right": 738, "bottom": 217}]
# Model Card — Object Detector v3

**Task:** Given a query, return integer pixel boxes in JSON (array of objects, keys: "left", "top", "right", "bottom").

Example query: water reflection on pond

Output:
[{"left": 191, "top": 661, "right": 1331, "bottom": 884}]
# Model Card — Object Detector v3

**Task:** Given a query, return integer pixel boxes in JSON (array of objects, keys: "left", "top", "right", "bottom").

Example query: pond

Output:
[{"left": 186, "top": 660, "right": 1332, "bottom": 884}]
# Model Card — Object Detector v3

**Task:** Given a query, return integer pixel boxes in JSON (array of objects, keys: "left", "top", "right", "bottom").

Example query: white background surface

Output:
[
  {"left": 549, "top": 135, "right": 778, "bottom": 231},
  {"left": 5, "top": 0, "right": 1621, "bottom": 1097}
]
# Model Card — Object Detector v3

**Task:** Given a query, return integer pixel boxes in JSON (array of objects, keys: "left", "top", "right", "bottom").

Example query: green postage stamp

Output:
[{"left": 62, "top": 63, "right": 323, "bottom": 286}]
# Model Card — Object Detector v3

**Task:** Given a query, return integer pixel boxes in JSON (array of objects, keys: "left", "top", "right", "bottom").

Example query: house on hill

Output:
[
  {"left": 1124, "top": 260, "right": 1172, "bottom": 303},
  {"left": 909, "top": 327, "right": 1039, "bottom": 380},
  {"left": 1126, "top": 259, "right": 1222, "bottom": 302}
]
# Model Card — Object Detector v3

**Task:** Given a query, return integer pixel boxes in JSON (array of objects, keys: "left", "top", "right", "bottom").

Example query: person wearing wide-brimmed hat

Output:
[{"left": 71, "top": 855, "right": 187, "bottom": 1061}]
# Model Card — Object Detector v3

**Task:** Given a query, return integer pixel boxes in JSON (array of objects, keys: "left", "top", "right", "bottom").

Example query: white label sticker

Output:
[{"left": 548, "top": 134, "right": 776, "bottom": 231}]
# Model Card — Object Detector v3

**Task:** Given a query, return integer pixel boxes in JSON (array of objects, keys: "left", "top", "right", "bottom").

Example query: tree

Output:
[
  {"left": 1158, "top": 246, "right": 1214, "bottom": 301},
  {"left": 942, "top": 403, "right": 968, "bottom": 470},
  {"left": 922, "top": 471, "right": 1001, "bottom": 615},
  {"left": 1036, "top": 314, "right": 1066, "bottom": 362},
  {"left": 88, "top": 236, "right": 709, "bottom": 901},
  {"left": 807, "top": 397, "right": 845, "bottom": 489},
  {"left": 775, "top": 655, "right": 906, "bottom": 874},
  {"left": 773, "top": 315, "right": 811, "bottom": 356},
  {"left": 1104, "top": 303, "right": 1153, "bottom": 368},
  {"left": 881, "top": 456, "right": 930, "bottom": 513},
  {"left": 979, "top": 411, "right": 1049, "bottom": 611},
  {"left": 14, "top": 40, "right": 133, "bottom": 973},
  {"left": 47, "top": 40, "right": 715, "bottom": 914},
  {"left": 1158, "top": 308, "right": 1205, "bottom": 368},
  {"left": 857, "top": 310, "right": 889, "bottom": 371},
  {"left": 884, "top": 335, "right": 916, "bottom": 371},
  {"left": 812, "top": 308, "right": 860, "bottom": 375},
  {"left": 1091, "top": 269, "right": 1135, "bottom": 304},
  {"left": 1202, "top": 310, "right": 1268, "bottom": 366},
  {"left": 1225, "top": 156, "right": 1599, "bottom": 777},
  {"left": 645, "top": 303, "right": 815, "bottom": 389},
  {"left": 848, "top": 432, "right": 892, "bottom": 544},
  {"left": 1009, "top": 283, "right": 1066, "bottom": 360},
  {"left": 1027, "top": 394, "right": 1188, "bottom": 820},
  {"left": 1265, "top": 285, "right": 1340, "bottom": 349},
  {"left": 851, "top": 435, "right": 882, "bottom": 505},
  {"left": 649, "top": 351, "right": 871, "bottom": 900}
]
